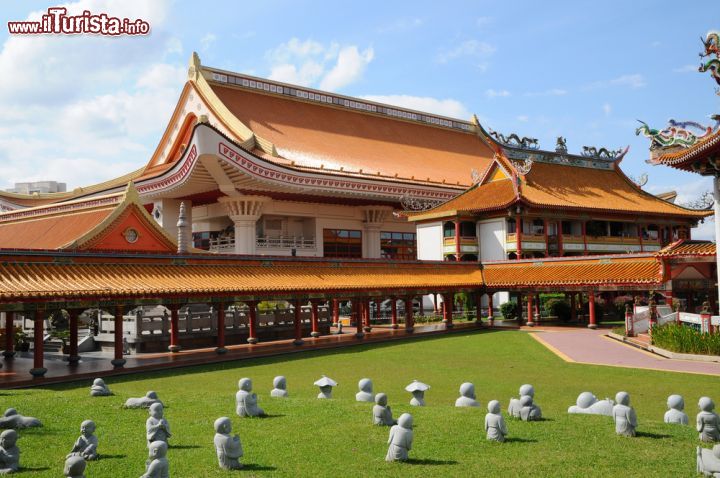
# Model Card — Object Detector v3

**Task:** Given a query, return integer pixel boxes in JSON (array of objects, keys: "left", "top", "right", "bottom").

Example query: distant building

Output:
[{"left": 7, "top": 181, "right": 66, "bottom": 194}]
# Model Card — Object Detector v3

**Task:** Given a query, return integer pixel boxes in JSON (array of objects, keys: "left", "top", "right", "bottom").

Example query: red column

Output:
[
  {"left": 332, "top": 299, "right": 339, "bottom": 326},
  {"left": 526, "top": 293, "right": 535, "bottom": 326},
  {"left": 111, "top": 305, "right": 126, "bottom": 368},
  {"left": 582, "top": 221, "right": 588, "bottom": 254},
  {"left": 544, "top": 219, "right": 549, "bottom": 257},
  {"left": 310, "top": 300, "right": 320, "bottom": 338},
  {"left": 363, "top": 298, "right": 371, "bottom": 332},
  {"left": 516, "top": 215, "right": 523, "bottom": 259},
  {"left": 68, "top": 309, "right": 80, "bottom": 365},
  {"left": 557, "top": 220, "right": 564, "bottom": 256},
  {"left": 443, "top": 292, "right": 454, "bottom": 328},
  {"left": 404, "top": 297, "right": 414, "bottom": 332},
  {"left": 168, "top": 305, "right": 181, "bottom": 353},
  {"left": 292, "top": 299, "right": 304, "bottom": 345},
  {"left": 247, "top": 301, "right": 258, "bottom": 344},
  {"left": 391, "top": 298, "right": 398, "bottom": 329},
  {"left": 588, "top": 292, "right": 597, "bottom": 329},
  {"left": 215, "top": 302, "right": 227, "bottom": 354},
  {"left": 487, "top": 293, "right": 494, "bottom": 326},
  {"left": 354, "top": 300, "right": 364, "bottom": 338},
  {"left": 534, "top": 294, "right": 541, "bottom": 325},
  {"left": 625, "top": 304, "right": 635, "bottom": 337},
  {"left": 30, "top": 309, "right": 46, "bottom": 377},
  {"left": 455, "top": 220, "right": 461, "bottom": 261},
  {"left": 570, "top": 293, "right": 577, "bottom": 322},
  {"left": 3, "top": 311, "right": 14, "bottom": 358}
]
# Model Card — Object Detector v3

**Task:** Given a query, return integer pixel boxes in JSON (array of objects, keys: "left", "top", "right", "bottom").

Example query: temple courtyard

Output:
[{"left": 3, "top": 329, "right": 718, "bottom": 477}]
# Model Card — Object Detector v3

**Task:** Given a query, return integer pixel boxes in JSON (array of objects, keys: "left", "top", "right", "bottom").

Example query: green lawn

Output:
[{"left": 3, "top": 330, "right": 718, "bottom": 477}]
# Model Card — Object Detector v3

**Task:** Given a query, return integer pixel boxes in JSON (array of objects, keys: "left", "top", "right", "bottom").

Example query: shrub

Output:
[
  {"left": 500, "top": 301, "right": 518, "bottom": 321},
  {"left": 651, "top": 323, "right": 720, "bottom": 356},
  {"left": 544, "top": 298, "right": 571, "bottom": 322}
]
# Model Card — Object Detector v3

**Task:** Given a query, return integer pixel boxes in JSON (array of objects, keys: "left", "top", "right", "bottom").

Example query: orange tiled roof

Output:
[
  {"left": 407, "top": 178, "right": 516, "bottom": 220},
  {"left": 482, "top": 255, "right": 662, "bottom": 288},
  {"left": 655, "top": 240, "right": 716, "bottom": 257},
  {"left": 208, "top": 83, "right": 494, "bottom": 188}
]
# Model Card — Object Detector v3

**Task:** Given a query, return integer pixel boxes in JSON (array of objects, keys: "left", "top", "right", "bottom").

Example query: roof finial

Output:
[
  {"left": 188, "top": 51, "right": 201, "bottom": 81},
  {"left": 177, "top": 202, "right": 188, "bottom": 254}
]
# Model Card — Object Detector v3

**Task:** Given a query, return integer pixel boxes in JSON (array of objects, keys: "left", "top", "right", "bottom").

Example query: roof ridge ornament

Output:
[
  {"left": 699, "top": 31, "right": 720, "bottom": 95},
  {"left": 188, "top": 51, "right": 201, "bottom": 82},
  {"left": 399, "top": 193, "right": 444, "bottom": 211},
  {"left": 555, "top": 136, "right": 568, "bottom": 154},
  {"left": 636, "top": 119, "right": 716, "bottom": 150},
  {"left": 487, "top": 128, "right": 539, "bottom": 149},
  {"left": 580, "top": 145, "right": 623, "bottom": 160}
]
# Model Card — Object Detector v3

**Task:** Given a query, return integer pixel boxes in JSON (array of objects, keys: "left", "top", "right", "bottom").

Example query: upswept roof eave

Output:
[{"left": 649, "top": 128, "right": 720, "bottom": 167}]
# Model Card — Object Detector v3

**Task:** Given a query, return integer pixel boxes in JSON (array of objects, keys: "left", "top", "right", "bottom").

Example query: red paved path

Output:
[{"left": 532, "top": 328, "right": 720, "bottom": 376}]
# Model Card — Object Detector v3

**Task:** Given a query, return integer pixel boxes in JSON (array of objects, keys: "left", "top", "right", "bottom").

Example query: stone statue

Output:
[
  {"left": 63, "top": 455, "right": 86, "bottom": 478},
  {"left": 0, "top": 430, "right": 19, "bottom": 474},
  {"left": 484, "top": 400, "right": 508, "bottom": 442},
  {"left": 213, "top": 417, "right": 243, "bottom": 470},
  {"left": 235, "top": 378, "right": 265, "bottom": 417},
  {"left": 385, "top": 413, "right": 413, "bottom": 462},
  {"left": 664, "top": 394, "right": 689, "bottom": 425},
  {"left": 270, "top": 376, "right": 288, "bottom": 398},
  {"left": 124, "top": 391, "right": 163, "bottom": 409},
  {"left": 698, "top": 444, "right": 720, "bottom": 477},
  {"left": 314, "top": 376, "right": 337, "bottom": 399},
  {"left": 146, "top": 403, "right": 171, "bottom": 447},
  {"left": 0, "top": 408, "right": 42, "bottom": 429},
  {"left": 568, "top": 392, "right": 614, "bottom": 417},
  {"left": 67, "top": 420, "right": 98, "bottom": 460},
  {"left": 141, "top": 441, "right": 169, "bottom": 478},
  {"left": 90, "top": 378, "right": 112, "bottom": 397},
  {"left": 698, "top": 397, "right": 720, "bottom": 442},
  {"left": 519, "top": 395, "right": 542, "bottom": 421},
  {"left": 508, "top": 385, "right": 540, "bottom": 418},
  {"left": 405, "top": 380, "right": 430, "bottom": 407},
  {"left": 455, "top": 382, "right": 480, "bottom": 407},
  {"left": 612, "top": 391, "right": 637, "bottom": 437},
  {"left": 356, "top": 378, "right": 374, "bottom": 402},
  {"left": 373, "top": 393, "right": 396, "bottom": 426}
]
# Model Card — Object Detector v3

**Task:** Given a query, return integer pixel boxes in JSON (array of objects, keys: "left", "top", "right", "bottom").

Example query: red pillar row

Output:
[
  {"left": 111, "top": 305, "right": 126, "bottom": 368},
  {"left": 354, "top": 300, "right": 364, "bottom": 338},
  {"left": 332, "top": 299, "right": 339, "bottom": 326},
  {"left": 363, "top": 298, "right": 372, "bottom": 332},
  {"left": 310, "top": 300, "right": 320, "bottom": 338},
  {"left": 30, "top": 309, "right": 46, "bottom": 377},
  {"left": 247, "top": 301, "right": 258, "bottom": 344},
  {"left": 390, "top": 298, "right": 398, "bottom": 329},
  {"left": 588, "top": 292, "right": 597, "bottom": 329},
  {"left": 526, "top": 293, "right": 535, "bottom": 326},
  {"left": 168, "top": 305, "right": 181, "bottom": 353},
  {"left": 443, "top": 292, "right": 454, "bottom": 329}
]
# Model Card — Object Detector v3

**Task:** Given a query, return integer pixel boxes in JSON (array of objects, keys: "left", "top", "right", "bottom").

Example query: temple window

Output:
[
  {"left": 459, "top": 221, "right": 476, "bottom": 237},
  {"left": 323, "top": 229, "right": 362, "bottom": 258},
  {"left": 381, "top": 232, "right": 417, "bottom": 260},
  {"left": 443, "top": 221, "right": 455, "bottom": 237}
]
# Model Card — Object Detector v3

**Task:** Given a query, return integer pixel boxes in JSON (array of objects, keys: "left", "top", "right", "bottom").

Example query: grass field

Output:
[{"left": 2, "top": 330, "right": 718, "bottom": 477}]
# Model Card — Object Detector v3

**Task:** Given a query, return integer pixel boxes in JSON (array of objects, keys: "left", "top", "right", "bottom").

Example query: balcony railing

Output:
[{"left": 209, "top": 236, "right": 316, "bottom": 253}]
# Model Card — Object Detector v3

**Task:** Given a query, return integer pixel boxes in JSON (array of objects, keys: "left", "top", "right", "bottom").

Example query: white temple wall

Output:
[
  {"left": 416, "top": 222, "right": 443, "bottom": 261},
  {"left": 478, "top": 218, "right": 506, "bottom": 261}
]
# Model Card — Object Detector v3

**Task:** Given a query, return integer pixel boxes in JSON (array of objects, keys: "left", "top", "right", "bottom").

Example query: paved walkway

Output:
[{"left": 531, "top": 327, "right": 720, "bottom": 376}]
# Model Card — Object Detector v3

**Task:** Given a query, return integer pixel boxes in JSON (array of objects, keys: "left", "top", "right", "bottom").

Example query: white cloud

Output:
[
  {"left": 360, "top": 94, "right": 471, "bottom": 119},
  {"left": 524, "top": 88, "right": 567, "bottom": 97},
  {"left": 603, "top": 103, "right": 612, "bottom": 116},
  {"left": 485, "top": 89, "right": 511, "bottom": 99},
  {"left": 476, "top": 16, "right": 493, "bottom": 27},
  {"left": 516, "top": 115, "right": 529, "bottom": 122},
  {"left": 585, "top": 74, "right": 646, "bottom": 90},
  {"left": 436, "top": 40, "right": 496, "bottom": 63},
  {"left": 673, "top": 64, "right": 698, "bottom": 73},
  {"left": 377, "top": 17, "right": 423, "bottom": 33},
  {"left": 265, "top": 38, "right": 373, "bottom": 92},
  {"left": 200, "top": 33, "right": 216, "bottom": 52}
]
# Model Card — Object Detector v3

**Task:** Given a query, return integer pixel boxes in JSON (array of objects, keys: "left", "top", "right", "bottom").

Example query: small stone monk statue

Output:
[
  {"left": 386, "top": 413, "right": 413, "bottom": 462},
  {"left": 67, "top": 420, "right": 98, "bottom": 460},
  {"left": 519, "top": 395, "right": 542, "bottom": 421},
  {"left": 664, "top": 394, "right": 689, "bottom": 425},
  {"left": 314, "top": 376, "right": 337, "bottom": 399},
  {"left": 125, "top": 391, "right": 162, "bottom": 409},
  {"left": 146, "top": 404, "right": 171, "bottom": 448},
  {"left": 0, "top": 408, "right": 41, "bottom": 429},
  {"left": 612, "top": 391, "right": 638, "bottom": 437},
  {"left": 697, "top": 444, "right": 720, "bottom": 477},
  {"left": 508, "top": 384, "right": 538, "bottom": 418},
  {"left": 270, "top": 376, "right": 288, "bottom": 398},
  {"left": 455, "top": 382, "right": 480, "bottom": 407},
  {"left": 568, "top": 392, "right": 614, "bottom": 416},
  {"left": 63, "top": 455, "right": 86, "bottom": 478},
  {"left": 213, "top": 417, "right": 243, "bottom": 470},
  {"left": 373, "top": 393, "right": 396, "bottom": 426},
  {"left": 356, "top": 378, "right": 374, "bottom": 402},
  {"left": 698, "top": 397, "right": 720, "bottom": 442},
  {"left": 0, "top": 430, "right": 19, "bottom": 474},
  {"left": 141, "top": 441, "right": 169, "bottom": 478},
  {"left": 405, "top": 380, "right": 430, "bottom": 407},
  {"left": 235, "top": 378, "right": 265, "bottom": 417},
  {"left": 90, "top": 378, "right": 112, "bottom": 397},
  {"left": 484, "top": 400, "right": 508, "bottom": 442}
]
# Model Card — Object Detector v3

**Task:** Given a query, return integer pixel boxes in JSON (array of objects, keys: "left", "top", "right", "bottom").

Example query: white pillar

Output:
[
  {"left": 713, "top": 176, "right": 720, "bottom": 307},
  {"left": 219, "top": 196, "right": 268, "bottom": 255},
  {"left": 361, "top": 206, "right": 393, "bottom": 258}
]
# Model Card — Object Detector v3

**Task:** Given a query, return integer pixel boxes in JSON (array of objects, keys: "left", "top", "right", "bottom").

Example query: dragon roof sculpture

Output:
[{"left": 636, "top": 119, "right": 717, "bottom": 150}]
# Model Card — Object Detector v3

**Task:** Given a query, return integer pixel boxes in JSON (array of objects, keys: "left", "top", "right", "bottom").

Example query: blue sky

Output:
[{"left": 0, "top": 1, "right": 718, "bottom": 234}]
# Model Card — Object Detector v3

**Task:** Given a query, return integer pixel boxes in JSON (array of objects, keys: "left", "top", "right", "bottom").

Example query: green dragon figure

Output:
[
  {"left": 701, "top": 31, "right": 719, "bottom": 59},
  {"left": 635, "top": 119, "right": 711, "bottom": 150}
]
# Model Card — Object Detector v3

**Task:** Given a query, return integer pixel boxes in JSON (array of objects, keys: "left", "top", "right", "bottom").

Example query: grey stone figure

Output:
[
  {"left": 698, "top": 397, "right": 720, "bottom": 442},
  {"left": 125, "top": 391, "right": 163, "bottom": 409},
  {"left": 236, "top": 378, "right": 265, "bottom": 417},
  {"left": 0, "top": 430, "right": 19, "bottom": 474},
  {"left": 386, "top": 413, "right": 413, "bottom": 462},
  {"left": 90, "top": 378, "right": 113, "bottom": 396},
  {"left": 519, "top": 395, "right": 542, "bottom": 421},
  {"left": 484, "top": 400, "right": 508, "bottom": 442},
  {"left": 67, "top": 420, "right": 98, "bottom": 460},
  {"left": 141, "top": 440, "right": 169, "bottom": 478},
  {"left": 373, "top": 393, "right": 396, "bottom": 426},
  {"left": 405, "top": 380, "right": 430, "bottom": 407},
  {"left": 146, "top": 403, "right": 171, "bottom": 447},
  {"left": 664, "top": 394, "right": 689, "bottom": 425},
  {"left": 455, "top": 382, "right": 480, "bottom": 408},
  {"left": 508, "top": 384, "right": 537, "bottom": 418},
  {"left": 63, "top": 455, "right": 86, "bottom": 478},
  {"left": 356, "top": 378, "right": 374, "bottom": 402},
  {"left": 270, "top": 376, "right": 288, "bottom": 398},
  {"left": 568, "top": 392, "right": 614, "bottom": 416},
  {"left": 698, "top": 444, "right": 720, "bottom": 477},
  {"left": 0, "top": 408, "right": 41, "bottom": 429},
  {"left": 314, "top": 376, "right": 337, "bottom": 399},
  {"left": 612, "top": 391, "right": 637, "bottom": 437},
  {"left": 213, "top": 417, "right": 243, "bottom": 470}
]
